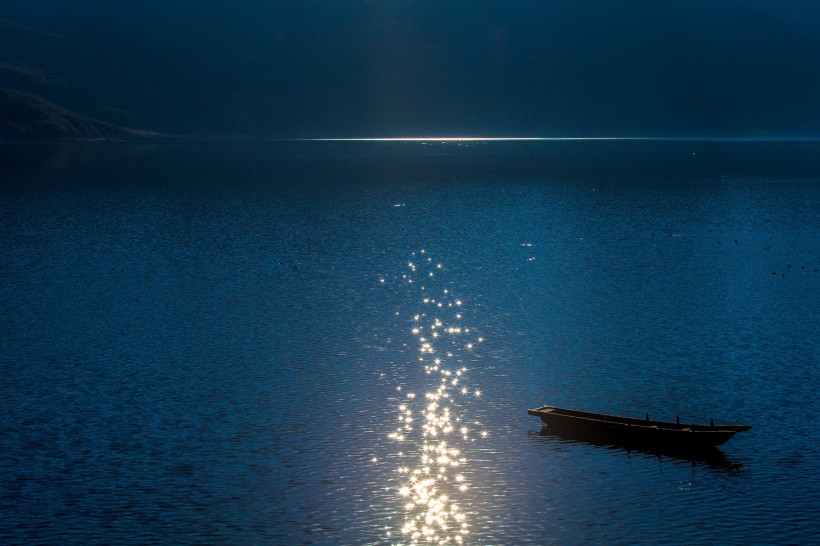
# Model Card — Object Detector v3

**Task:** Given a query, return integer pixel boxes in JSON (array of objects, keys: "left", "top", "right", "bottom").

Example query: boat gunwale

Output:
[{"left": 528, "top": 405, "right": 751, "bottom": 433}]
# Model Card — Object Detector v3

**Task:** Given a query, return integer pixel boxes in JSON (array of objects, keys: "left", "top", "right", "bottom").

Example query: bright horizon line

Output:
[{"left": 297, "top": 136, "right": 820, "bottom": 142}]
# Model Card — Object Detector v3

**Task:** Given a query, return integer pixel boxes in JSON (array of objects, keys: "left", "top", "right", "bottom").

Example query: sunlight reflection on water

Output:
[{"left": 381, "top": 250, "right": 487, "bottom": 545}]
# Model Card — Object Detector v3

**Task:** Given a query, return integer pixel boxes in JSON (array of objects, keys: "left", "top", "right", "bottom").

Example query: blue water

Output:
[{"left": 1, "top": 142, "right": 818, "bottom": 544}]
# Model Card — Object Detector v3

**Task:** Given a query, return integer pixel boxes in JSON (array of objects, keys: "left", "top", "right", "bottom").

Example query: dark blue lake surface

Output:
[{"left": 1, "top": 141, "right": 818, "bottom": 544}]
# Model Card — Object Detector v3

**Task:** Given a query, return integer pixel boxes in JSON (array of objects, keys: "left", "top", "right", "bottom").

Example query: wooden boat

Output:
[{"left": 528, "top": 405, "right": 751, "bottom": 450}]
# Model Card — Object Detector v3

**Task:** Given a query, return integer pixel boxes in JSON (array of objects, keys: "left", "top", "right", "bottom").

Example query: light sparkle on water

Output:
[{"left": 380, "top": 250, "right": 487, "bottom": 545}]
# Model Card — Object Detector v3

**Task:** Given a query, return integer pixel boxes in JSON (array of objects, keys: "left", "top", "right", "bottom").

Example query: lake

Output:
[{"left": 1, "top": 141, "right": 818, "bottom": 544}]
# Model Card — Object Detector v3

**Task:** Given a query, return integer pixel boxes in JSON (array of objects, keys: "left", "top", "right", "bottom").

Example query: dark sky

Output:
[{"left": 3, "top": 0, "right": 820, "bottom": 138}]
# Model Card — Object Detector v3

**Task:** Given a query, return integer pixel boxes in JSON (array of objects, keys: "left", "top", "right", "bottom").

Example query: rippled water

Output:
[{"left": 1, "top": 142, "right": 818, "bottom": 544}]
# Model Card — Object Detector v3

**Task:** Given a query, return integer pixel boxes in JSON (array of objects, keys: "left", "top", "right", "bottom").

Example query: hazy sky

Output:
[{"left": 3, "top": 0, "right": 820, "bottom": 138}]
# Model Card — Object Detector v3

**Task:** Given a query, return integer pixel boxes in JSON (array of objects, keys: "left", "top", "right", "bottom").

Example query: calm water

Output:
[{"left": 1, "top": 142, "right": 819, "bottom": 544}]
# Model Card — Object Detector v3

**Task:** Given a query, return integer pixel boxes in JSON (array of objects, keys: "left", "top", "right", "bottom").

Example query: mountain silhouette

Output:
[{"left": 0, "top": 17, "right": 159, "bottom": 140}]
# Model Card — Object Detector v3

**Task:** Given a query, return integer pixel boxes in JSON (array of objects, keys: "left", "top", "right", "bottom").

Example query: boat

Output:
[{"left": 528, "top": 405, "right": 751, "bottom": 450}]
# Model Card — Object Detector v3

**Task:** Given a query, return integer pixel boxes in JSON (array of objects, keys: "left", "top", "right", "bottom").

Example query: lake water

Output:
[{"left": 1, "top": 141, "right": 818, "bottom": 544}]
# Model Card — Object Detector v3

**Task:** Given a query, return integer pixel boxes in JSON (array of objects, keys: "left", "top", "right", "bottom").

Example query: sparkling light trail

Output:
[{"left": 381, "top": 250, "right": 487, "bottom": 545}]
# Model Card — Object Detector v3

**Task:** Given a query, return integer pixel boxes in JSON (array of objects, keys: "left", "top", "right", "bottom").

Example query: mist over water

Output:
[{"left": 0, "top": 142, "right": 818, "bottom": 544}]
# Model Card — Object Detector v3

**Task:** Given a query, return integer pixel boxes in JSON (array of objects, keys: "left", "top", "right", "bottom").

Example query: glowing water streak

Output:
[
  {"left": 384, "top": 250, "right": 487, "bottom": 545},
  {"left": 298, "top": 136, "right": 820, "bottom": 142}
]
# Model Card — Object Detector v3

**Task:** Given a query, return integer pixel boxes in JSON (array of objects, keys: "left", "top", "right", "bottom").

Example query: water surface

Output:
[{"left": 1, "top": 141, "right": 818, "bottom": 544}]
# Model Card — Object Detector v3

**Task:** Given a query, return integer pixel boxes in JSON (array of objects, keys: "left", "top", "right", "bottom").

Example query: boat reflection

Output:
[{"left": 529, "top": 428, "right": 747, "bottom": 473}]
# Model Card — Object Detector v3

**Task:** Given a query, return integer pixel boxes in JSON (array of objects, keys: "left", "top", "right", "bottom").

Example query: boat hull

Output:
[{"left": 529, "top": 406, "right": 750, "bottom": 450}]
